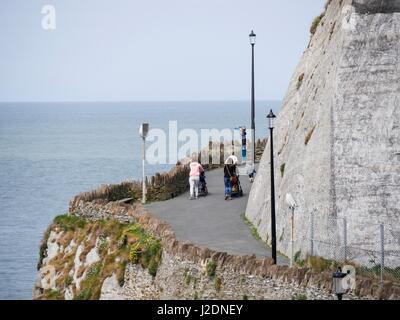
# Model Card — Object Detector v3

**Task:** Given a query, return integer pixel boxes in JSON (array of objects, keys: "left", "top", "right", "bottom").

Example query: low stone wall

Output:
[
  {"left": 70, "top": 139, "right": 267, "bottom": 206},
  {"left": 69, "top": 200, "right": 400, "bottom": 300}
]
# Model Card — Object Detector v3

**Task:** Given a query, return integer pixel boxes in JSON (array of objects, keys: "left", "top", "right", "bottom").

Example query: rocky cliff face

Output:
[
  {"left": 246, "top": 0, "right": 400, "bottom": 264},
  {"left": 36, "top": 200, "right": 397, "bottom": 300}
]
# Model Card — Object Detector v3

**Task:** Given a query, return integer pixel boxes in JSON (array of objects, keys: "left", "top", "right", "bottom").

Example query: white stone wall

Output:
[{"left": 246, "top": 0, "right": 400, "bottom": 265}]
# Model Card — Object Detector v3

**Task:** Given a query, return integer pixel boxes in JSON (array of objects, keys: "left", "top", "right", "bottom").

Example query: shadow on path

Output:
[{"left": 146, "top": 167, "right": 288, "bottom": 264}]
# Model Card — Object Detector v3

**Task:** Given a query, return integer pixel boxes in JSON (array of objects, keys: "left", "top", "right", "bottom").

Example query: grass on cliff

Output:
[
  {"left": 38, "top": 214, "right": 162, "bottom": 300},
  {"left": 310, "top": 12, "right": 325, "bottom": 35}
]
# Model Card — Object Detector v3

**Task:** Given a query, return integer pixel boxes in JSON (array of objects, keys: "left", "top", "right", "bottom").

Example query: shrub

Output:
[
  {"left": 280, "top": 163, "right": 286, "bottom": 178},
  {"left": 185, "top": 274, "right": 191, "bottom": 286},
  {"left": 206, "top": 260, "right": 217, "bottom": 278},
  {"left": 37, "top": 229, "right": 50, "bottom": 270},
  {"left": 129, "top": 243, "right": 142, "bottom": 264},
  {"left": 214, "top": 277, "right": 222, "bottom": 292},
  {"left": 74, "top": 289, "right": 92, "bottom": 300},
  {"left": 310, "top": 13, "right": 325, "bottom": 35},
  {"left": 44, "top": 290, "right": 64, "bottom": 300},
  {"left": 292, "top": 294, "right": 308, "bottom": 300}
]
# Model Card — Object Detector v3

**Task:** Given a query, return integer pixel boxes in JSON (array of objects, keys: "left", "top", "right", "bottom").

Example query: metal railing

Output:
[{"left": 293, "top": 210, "right": 400, "bottom": 284}]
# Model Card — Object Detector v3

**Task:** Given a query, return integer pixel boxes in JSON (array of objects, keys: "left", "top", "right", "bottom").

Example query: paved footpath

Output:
[{"left": 146, "top": 167, "right": 287, "bottom": 264}]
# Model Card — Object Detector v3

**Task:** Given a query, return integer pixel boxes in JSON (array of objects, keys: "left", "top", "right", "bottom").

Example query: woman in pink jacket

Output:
[{"left": 189, "top": 160, "right": 204, "bottom": 200}]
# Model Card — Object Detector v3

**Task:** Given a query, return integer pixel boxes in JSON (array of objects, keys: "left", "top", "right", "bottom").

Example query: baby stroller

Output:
[
  {"left": 230, "top": 175, "right": 243, "bottom": 197},
  {"left": 198, "top": 171, "right": 208, "bottom": 197}
]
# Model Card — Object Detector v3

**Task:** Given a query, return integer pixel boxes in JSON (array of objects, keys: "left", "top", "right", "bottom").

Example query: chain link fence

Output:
[{"left": 294, "top": 211, "right": 400, "bottom": 284}]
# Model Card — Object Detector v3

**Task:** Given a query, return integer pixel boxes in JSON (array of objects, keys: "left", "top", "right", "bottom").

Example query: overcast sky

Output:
[{"left": 0, "top": 0, "right": 324, "bottom": 102}]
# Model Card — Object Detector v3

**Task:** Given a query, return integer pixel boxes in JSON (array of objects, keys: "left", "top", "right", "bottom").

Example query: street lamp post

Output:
[
  {"left": 249, "top": 30, "right": 256, "bottom": 163},
  {"left": 139, "top": 123, "right": 149, "bottom": 204},
  {"left": 267, "top": 109, "right": 277, "bottom": 264}
]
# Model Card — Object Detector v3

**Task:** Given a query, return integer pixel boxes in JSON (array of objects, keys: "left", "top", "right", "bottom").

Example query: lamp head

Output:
[
  {"left": 249, "top": 30, "right": 256, "bottom": 45},
  {"left": 139, "top": 123, "right": 149, "bottom": 139},
  {"left": 267, "top": 109, "right": 276, "bottom": 129}
]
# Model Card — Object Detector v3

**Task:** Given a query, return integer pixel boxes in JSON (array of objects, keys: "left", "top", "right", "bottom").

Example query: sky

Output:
[{"left": 0, "top": 0, "right": 324, "bottom": 102}]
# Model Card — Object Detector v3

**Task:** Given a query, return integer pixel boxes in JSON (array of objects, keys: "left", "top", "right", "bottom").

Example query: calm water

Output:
[{"left": 0, "top": 101, "right": 280, "bottom": 299}]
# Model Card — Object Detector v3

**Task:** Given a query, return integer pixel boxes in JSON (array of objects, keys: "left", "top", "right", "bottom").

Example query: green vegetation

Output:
[
  {"left": 104, "top": 183, "right": 135, "bottom": 202},
  {"left": 185, "top": 274, "right": 191, "bottom": 286},
  {"left": 279, "top": 230, "right": 284, "bottom": 243},
  {"left": 214, "top": 277, "right": 222, "bottom": 292},
  {"left": 241, "top": 214, "right": 290, "bottom": 259},
  {"left": 43, "top": 290, "right": 64, "bottom": 300},
  {"left": 280, "top": 163, "right": 286, "bottom": 178},
  {"left": 297, "top": 73, "right": 305, "bottom": 90},
  {"left": 54, "top": 214, "right": 86, "bottom": 231},
  {"left": 294, "top": 251, "right": 305, "bottom": 267},
  {"left": 64, "top": 275, "right": 73, "bottom": 287},
  {"left": 38, "top": 214, "right": 162, "bottom": 300},
  {"left": 206, "top": 260, "right": 217, "bottom": 278},
  {"left": 310, "top": 13, "right": 325, "bottom": 35},
  {"left": 37, "top": 229, "right": 50, "bottom": 270},
  {"left": 293, "top": 254, "right": 340, "bottom": 272},
  {"left": 352, "top": 264, "right": 400, "bottom": 282}
]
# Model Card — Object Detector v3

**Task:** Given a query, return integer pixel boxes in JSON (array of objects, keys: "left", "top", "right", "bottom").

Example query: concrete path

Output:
[{"left": 146, "top": 167, "right": 287, "bottom": 264}]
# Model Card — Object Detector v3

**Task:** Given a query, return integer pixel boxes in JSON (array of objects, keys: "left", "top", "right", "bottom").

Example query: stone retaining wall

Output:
[{"left": 69, "top": 200, "right": 400, "bottom": 300}]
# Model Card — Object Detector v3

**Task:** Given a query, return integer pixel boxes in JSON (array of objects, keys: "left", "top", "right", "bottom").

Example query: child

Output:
[{"left": 246, "top": 161, "right": 256, "bottom": 183}]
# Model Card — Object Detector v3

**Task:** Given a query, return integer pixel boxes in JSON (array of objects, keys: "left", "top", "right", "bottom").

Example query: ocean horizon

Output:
[{"left": 0, "top": 100, "right": 280, "bottom": 299}]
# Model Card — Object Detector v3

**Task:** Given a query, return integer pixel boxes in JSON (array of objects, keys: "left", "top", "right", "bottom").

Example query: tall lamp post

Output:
[
  {"left": 267, "top": 109, "right": 277, "bottom": 264},
  {"left": 139, "top": 123, "right": 149, "bottom": 204},
  {"left": 249, "top": 30, "right": 256, "bottom": 163}
]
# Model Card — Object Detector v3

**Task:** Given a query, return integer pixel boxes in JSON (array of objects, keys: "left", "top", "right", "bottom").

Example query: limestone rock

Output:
[{"left": 246, "top": 0, "right": 400, "bottom": 264}]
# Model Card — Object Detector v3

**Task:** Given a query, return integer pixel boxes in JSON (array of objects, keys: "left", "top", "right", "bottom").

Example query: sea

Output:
[{"left": 0, "top": 101, "right": 280, "bottom": 299}]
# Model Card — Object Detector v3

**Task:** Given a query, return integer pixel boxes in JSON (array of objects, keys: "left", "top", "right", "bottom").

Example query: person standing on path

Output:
[
  {"left": 189, "top": 160, "right": 204, "bottom": 200},
  {"left": 224, "top": 158, "right": 236, "bottom": 200}
]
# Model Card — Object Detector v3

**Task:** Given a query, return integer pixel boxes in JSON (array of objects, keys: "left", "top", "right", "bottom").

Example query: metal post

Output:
[
  {"left": 270, "top": 127, "right": 277, "bottom": 264},
  {"left": 380, "top": 224, "right": 385, "bottom": 284},
  {"left": 290, "top": 207, "right": 295, "bottom": 267},
  {"left": 251, "top": 43, "right": 256, "bottom": 163},
  {"left": 142, "top": 137, "right": 146, "bottom": 204},
  {"left": 310, "top": 210, "right": 315, "bottom": 257},
  {"left": 343, "top": 218, "right": 347, "bottom": 262}
]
